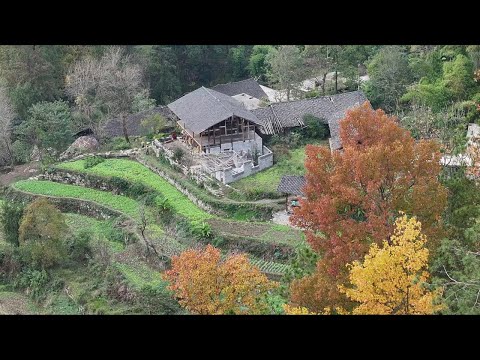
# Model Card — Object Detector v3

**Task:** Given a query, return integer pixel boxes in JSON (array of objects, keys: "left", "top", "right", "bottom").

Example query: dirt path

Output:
[{"left": 0, "top": 162, "right": 40, "bottom": 187}]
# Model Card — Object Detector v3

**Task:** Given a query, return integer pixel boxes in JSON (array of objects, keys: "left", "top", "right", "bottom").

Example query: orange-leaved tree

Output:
[
  {"left": 164, "top": 245, "right": 277, "bottom": 315},
  {"left": 292, "top": 102, "right": 447, "bottom": 273},
  {"left": 340, "top": 214, "right": 443, "bottom": 314},
  {"left": 289, "top": 101, "right": 447, "bottom": 311}
]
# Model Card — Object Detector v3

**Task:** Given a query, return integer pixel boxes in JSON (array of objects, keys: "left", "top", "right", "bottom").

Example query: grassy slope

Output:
[
  {"left": 231, "top": 141, "right": 328, "bottom": 196},
  {"left": 58, "top": 159, "right": 210, "bottom": 221},
  {"left": 13, "top": 180, "right": 141, "bottom": 219}
]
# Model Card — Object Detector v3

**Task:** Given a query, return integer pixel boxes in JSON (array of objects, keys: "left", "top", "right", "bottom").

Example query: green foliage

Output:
[
  {"left": 442, "top": 171, "right": 480, "bottom": 241},
  {"left": 84, "top": 156, "right": 105, "bottom": 169},
  {"left": 13, "top": 268, "right": 51, "bottom": 301},
  {"left": 248, "top": 45, "right": 275, "bottom": 83},
  {"left": 140, "top": 113, "right": 168, "bottom": 135},
  {"left": 132, "top": 90, "right": 156, "bottom": 113},
  {"left": 11, "top": 140, "right": 31, "bottom": 165},
  {"left": 365, "top": 45, "right": 412, "bottom": 112},
  {"left": 172, "top": 147, "right": 185, "bottom": 162},
  {"left": 65, "top": 230, "right": 92, "bottom": 263},
  {"left": 15, "top": 100, "right": 73, "bottom": 158},
  {"left": 232, "top": 143, "right": 325, "bottom": 200},
  {"left": 57, "top": 158, "right": 209, "bottom": 221},
  {"left": 107, "top": 137, "right": 131, "bottom": 151},
  {"left": 1, "top": 201, "right": 24, "bottom": 246},
  {"left": 189, "top": 220, "right": 213, "bottom": 240},
  {"left": 18, "top": 198, "right": 68, "bottom": 269},
  {"left": 13, "top": 180, "right": 141, "bottom": 219},
  {"left": 300, "top": 114, "right": 329, "bottom": 140}
]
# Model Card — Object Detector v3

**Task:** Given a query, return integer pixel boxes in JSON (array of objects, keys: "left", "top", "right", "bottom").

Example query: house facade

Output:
[{"left": 168, "top": 86, "right": 267, "bottom": 156}]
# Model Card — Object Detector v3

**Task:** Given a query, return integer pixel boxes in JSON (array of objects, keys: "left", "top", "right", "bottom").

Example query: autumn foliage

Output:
[
  {"left": 340, "top": 214, "right": 443, "bottom": 314},
  {"left": 291, "top": 102, "right": 447, "bottom": 275},
  {"left": 164, "top": 245, "right": 277, "bottom": 315}
]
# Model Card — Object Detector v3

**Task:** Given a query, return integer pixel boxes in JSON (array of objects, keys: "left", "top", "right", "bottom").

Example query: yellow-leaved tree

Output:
[{"left": 340, "top": 214, "right": 443, "bottom": 315}]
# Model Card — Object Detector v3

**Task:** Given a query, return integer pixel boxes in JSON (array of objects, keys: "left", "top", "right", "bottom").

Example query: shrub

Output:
[
  {"left": 172, "top": 147, "right": 185, "bottom": 162},
  {"left": 18, "top": 198, "right": 68, "bottom": 269},
  {"left": 108, "top": 137, "right": 131, "bottom": 151},
  {"left": 300, "top": 114, "right": 329, "bottom": 140},
  {"left": 11, "top": 140, "right": 31, "bottom": 164},
  {"left": 14, "top": 268, "right": 51, "bottom": 301},
  {"left": 1, "top": 201, "right": 24, "bottom": 246},
  {"left": 189, "top": 220, "right": 213, "bottom": 239},
  {"left": 271, "top": 144, "right": 291, "bottom": 164},
  {"left": 84, "top": 156, "right": 105, "bottom": 169},
  {"left": 65, "top": 230, "right": 92, "bottom": 263}
]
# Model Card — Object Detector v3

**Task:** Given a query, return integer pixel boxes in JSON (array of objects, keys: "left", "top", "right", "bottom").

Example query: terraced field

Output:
[
  {"left": 56, "top": 158, "right": 303, "bottom": 247},
  {"left": 58, "top": 159, "right": 210, "bottom": 221},
  {"left": 14, "top": 180, "right": 141, "bottom": 219}
]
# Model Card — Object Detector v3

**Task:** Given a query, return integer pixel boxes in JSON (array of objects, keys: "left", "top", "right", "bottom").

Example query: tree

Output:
[
  {"left": 442, "top": 54, "right": 476, "bottom": 102},
  {"left": 289, "top": 102, "right": 448, "bottom": 310},
  {"left": 340, "top": 214, "right": 443, "bottom": 315},
  {"left": 248, "top": 45, "right": 275, "bottom": 83},
  {"left": 164, "top": 245, "right": 277, "bottom": 314},
  {"left": 0, "top": 86, "right": 15, "bottom": 166},
  {"left": 292, "top": 102, "right": 447, "bottom": 274},
  {"left": 147, "top": 45, "right": 182, "bottom": 105},
  {"left": 1, "top": 201, "right": 24, "bottom": 246},
  {"left": 364, "top": 46, "right": 412, "bottom": 112},
  {"left": 229, "top": 45, "right": 253, "bottom": 80},
  {"left": 18, "top": 198, "right": 68, "bottom": 269},
  {"left": 96, "top": 47, "right": 145, "bottom": 143},
  {"left": 65, "top": 54, "right": 106, "bottom": 135},
  {"left": 266, "top": 45, "right": 305, "bottom": 101},
  {"left": 15, "top": 100, "right": 73, "bottom": 159},
  {"left": 303, "top": 45, "right": 332, "bottom": 95}
]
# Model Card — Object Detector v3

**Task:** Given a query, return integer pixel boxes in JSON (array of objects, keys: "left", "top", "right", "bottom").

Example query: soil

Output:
[
  {"left": 0, "top": 291, "right": 34, "bottom": 315},
  {"left": 0, "top": 162, "right": 40, "bottom": 187}
]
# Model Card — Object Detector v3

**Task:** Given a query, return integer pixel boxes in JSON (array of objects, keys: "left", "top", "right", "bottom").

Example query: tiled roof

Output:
[
  {"left": 211, "top": 78, "right": 268, "bottom": 100},
  {"left": 167, "top": 87, "right": 263, "bottom": 134},
  {"left": 252, "top": 90, "right": 369, "bottom": 150},
  {"left": 277, "top": 175, "right": 306, "bottom": 196}
]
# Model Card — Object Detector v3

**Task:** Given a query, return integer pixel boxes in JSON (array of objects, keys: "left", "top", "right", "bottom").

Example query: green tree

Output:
[
  {"left": 15, "top": 100, "right": 73, "bottom": 159},
  {"left": 1, "top": 201, "right": 24, "bottom": 246},
  {"left": 266, "top": 45, "right": 306, "bottom": 101},
  {"left": 364, "top": 45, "right": 412, "bottom": 112},
  {"left": 229, "top": 45, "right": 253, "bottom": 80},
  {"left": 147, "top": 45, "right": 182, "bottom": 105},
  {"left": 18, "top": 198, "right": 68, "bottom": 269},
  {"left": 248, "top": 45, "right": 275, "bottom": 83}
]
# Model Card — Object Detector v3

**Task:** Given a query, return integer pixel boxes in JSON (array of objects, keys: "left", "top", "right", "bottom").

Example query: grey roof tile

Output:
[
  {"left": 277, "top": 175, "right": 306, "bottom": 196},
  {"left": 167, "top": 86, "right": 263, "bottom": 134},
  {"left": 252, "top": 90, "right": 369, "bottom": 150},
  {"left": 211, "top": 78, "right": 268, "bottom": 100}
]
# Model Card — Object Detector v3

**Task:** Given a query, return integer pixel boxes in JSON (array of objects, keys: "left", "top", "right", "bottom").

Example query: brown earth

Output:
[{"left": 0, "top": 162, "right": 40, "bottom": 187}]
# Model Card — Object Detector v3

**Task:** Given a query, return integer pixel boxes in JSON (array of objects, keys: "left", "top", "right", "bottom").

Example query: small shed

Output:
[{"left": 277, "top": 175, "right": 306, "bottom": 212}]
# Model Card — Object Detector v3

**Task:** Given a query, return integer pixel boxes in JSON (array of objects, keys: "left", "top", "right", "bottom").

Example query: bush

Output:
[
  {"left": 18, "top": 198, "right": 68, "bottom": 269},
  {"left": 84, "top": 156, "right": 105, "bottom": 169},
  {"left": 11, "top": 140, "right": 31, "bottom": 164},
  {"left": 172, "top": 147, "right": 185, "bottom": 162},
  {"left": 1, "top": 201, "right": 24, "bottom": 246},
  {"left": 14, "top": 268, "right": 51, "bottom": 301},
  {"left": 300, "top": 114, "right": 329, "bottom": 140},
  {"left": 109, "top": 137, "right": 131, "bottom": 151},
  {"left": 189, "top": 220, "right": 213, "bottom": 240},
  {"left": 65, "top": 230, "right": 92, "bottom": 263},
  {"left": 135, "top": 284, "right": 184, "bottom": 315},
  {"left": 271, "top": 144, "right": 291, "bottom": 164}
]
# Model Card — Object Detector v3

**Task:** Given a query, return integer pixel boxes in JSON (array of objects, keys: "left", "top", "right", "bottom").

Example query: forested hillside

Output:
[{"left": 1, "top": 45, "right": 480, "bottom": 315}]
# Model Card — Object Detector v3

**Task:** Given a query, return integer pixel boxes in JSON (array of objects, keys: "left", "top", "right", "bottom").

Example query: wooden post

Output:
[
  {"left": 242, "top": 118, "right": 245, "bottom": 142},
  {"left": 247, "top": 120, "right": 250, "bottom": 140},
  {"left": 207, "top": 130, "right": 211, "bottom": 153},
  {"left": 230, "top": 116, "right": 234, "bottom": 149},
  {"left": 285, "top": 194, "right": 288, "bottom": 212}
]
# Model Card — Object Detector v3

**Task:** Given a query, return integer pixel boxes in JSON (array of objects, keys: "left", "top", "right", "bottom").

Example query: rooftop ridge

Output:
[{"left": 202, "top": 86, "right": 234, "bottom": 118}]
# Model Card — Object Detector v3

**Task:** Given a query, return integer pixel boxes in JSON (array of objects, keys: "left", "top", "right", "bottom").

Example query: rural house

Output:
[
  {"left": 252, "top": 90, "right": 369, "bottom": 150},
  {"left": 167, "top": 86, "right": 267, "bottom": 155}
]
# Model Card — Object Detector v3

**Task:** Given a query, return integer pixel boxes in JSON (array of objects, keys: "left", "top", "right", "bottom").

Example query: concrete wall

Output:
[{"left": 216, "top": 146, "right": 273, "bottom": 184}]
